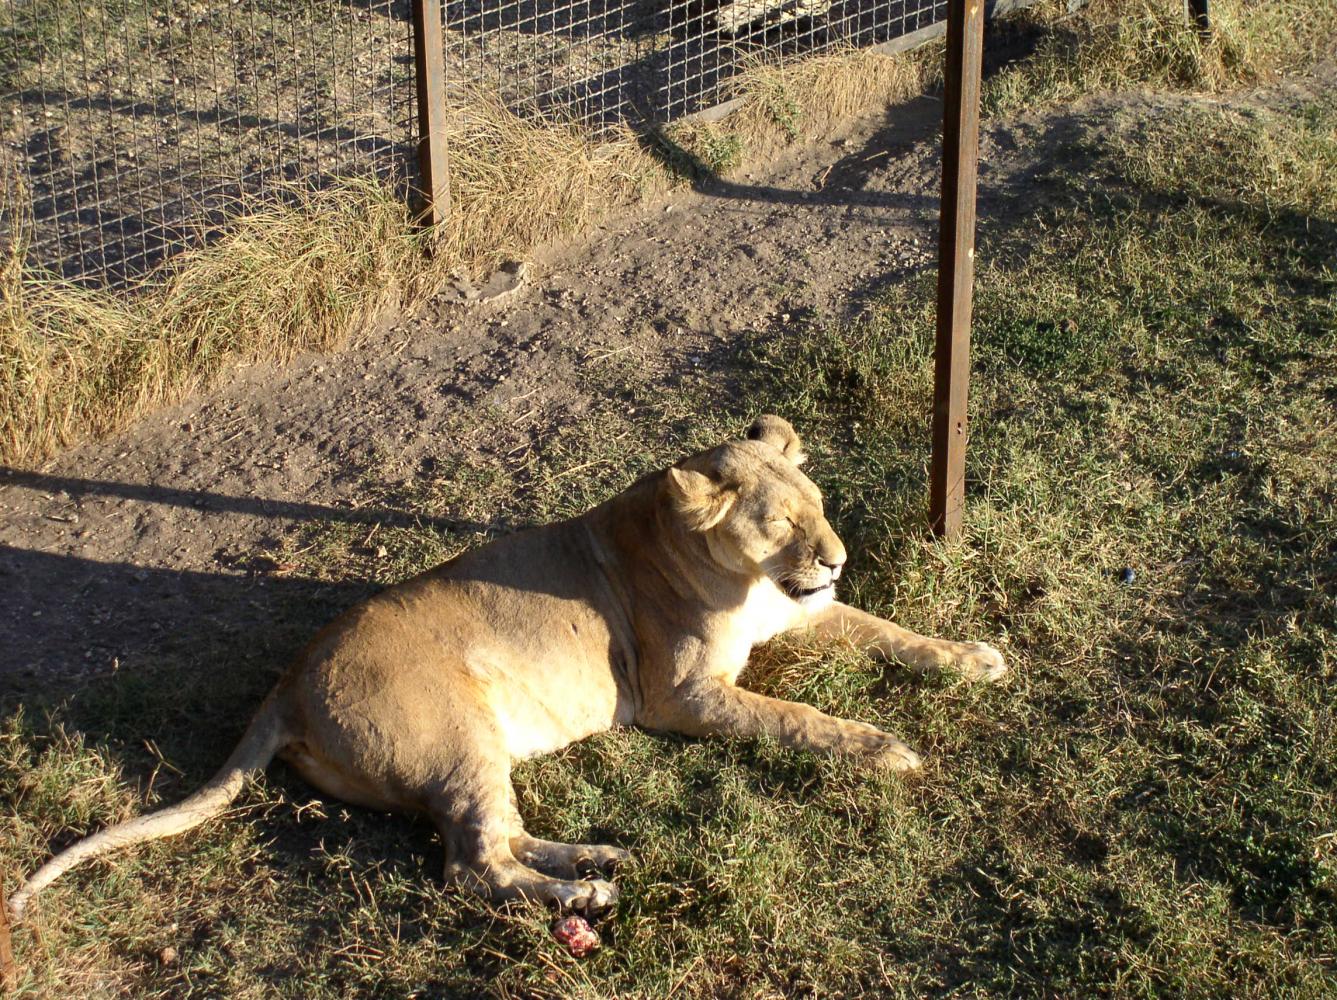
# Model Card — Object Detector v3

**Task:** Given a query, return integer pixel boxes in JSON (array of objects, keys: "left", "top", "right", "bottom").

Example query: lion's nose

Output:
[{"left": 818, "top": 556, "right": 844, "bottom": 581}]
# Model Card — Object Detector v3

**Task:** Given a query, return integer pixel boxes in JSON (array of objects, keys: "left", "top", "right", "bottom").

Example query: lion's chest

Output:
[{"left": 712, "top": 578, "right": 805, "bottom": 682}]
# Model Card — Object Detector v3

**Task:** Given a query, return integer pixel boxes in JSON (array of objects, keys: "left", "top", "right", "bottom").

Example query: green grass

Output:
[{"left": 4, "top": 17, "right": 1337, "bottom": 1000}]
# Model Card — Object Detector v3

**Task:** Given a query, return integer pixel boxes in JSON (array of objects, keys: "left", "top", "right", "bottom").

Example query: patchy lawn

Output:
[{"left": 3, "top": 12, "right": 1335, "bottom": 1000}]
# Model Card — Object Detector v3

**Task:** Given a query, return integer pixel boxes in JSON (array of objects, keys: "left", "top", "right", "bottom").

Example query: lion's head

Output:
[{"left": 664, "top": 415, "right": 846, "bottom": 608}]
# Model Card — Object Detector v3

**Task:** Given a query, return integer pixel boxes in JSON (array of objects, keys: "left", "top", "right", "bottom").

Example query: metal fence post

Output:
[
  {"left": 929, "top": 0, "right": 984, "bottom": 540},
  {"left": 412, "top": 0, "right": 451, "bottom": 226},
  {"left": 1186, "top": 0, "right": 1211, "bottom": 38}
]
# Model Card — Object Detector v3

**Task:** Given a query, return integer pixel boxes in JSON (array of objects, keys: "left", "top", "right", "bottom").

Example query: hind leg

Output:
[
  {"left": 511, "top": 834, "right": 629, "bottom": 880},
  {"left": 428, "top": 757, "right": 619, "bottom": 913}
]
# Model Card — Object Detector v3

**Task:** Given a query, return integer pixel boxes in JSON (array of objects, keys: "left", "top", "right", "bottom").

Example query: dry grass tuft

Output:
[
  {"left": 2, "top": 202, "right": 140, "bottom": 464},
  {"left": 985, "top": 0, "right": 1337, "bottom": 113},
  {"left": 729, "top": 46, "right": 941, "bottom": 151},
  {"left": 436, "top": 96, "right": 667, "bottom": 276},
  {"left": 2, "top": 178, "right": 426, "bottom": 464}
]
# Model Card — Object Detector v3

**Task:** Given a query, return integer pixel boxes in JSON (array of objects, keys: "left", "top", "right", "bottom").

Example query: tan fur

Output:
[{"left": 10, "top": 416, "right": 1005, "bottom": 920}]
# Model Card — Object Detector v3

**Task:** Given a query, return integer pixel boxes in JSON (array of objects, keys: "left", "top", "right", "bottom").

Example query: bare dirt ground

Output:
[{"left": 2, "top": 74, "right": 1314, "bottom": 705}]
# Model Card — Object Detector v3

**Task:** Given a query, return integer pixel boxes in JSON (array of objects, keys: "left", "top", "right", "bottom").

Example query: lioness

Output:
[{"left": 11, "top": 416, "right": 1004, "bottom": 919}]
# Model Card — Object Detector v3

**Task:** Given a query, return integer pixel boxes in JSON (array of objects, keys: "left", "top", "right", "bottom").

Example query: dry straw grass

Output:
[
  {"left": 0, "top": 110, "right": 665, "bottom": 467},
  {"left": 1, "top": 178, "right": 424, "bottom": 464},
  {"left": 435, "top": 96, "right": 665, "bottom": 274},
  {"left": 735, "top": 45, "right": 939, "bottom": 144}
]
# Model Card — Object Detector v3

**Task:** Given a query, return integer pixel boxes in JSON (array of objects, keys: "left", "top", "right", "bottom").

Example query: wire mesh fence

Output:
[
  {"left": 2, "top": 0, "right": 958, "bottom": 289},
  {"left": 442, "top": 0, "right": 948, "bottom": 128},
  {"left": 1, "top": 0, "right": 417, "bottom": 287}
]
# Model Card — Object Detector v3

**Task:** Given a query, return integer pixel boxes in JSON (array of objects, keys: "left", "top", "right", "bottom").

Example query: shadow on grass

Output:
[{"left": 0, "top": 543, "right": 368, "bottom": 761}]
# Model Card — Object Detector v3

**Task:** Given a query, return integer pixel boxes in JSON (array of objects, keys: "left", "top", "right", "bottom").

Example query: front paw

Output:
[
  {"left": 954, "top": 641, "right": 1007, "bottom": 683},
  {"left": 552, "top": 878, "right": 619, "bottom": 915},
  {"left": 866, "top": 738, "right": 922, "bottom": 772},
  {"left": 844, "top": 724, "right": 922, "bottom": 771}
]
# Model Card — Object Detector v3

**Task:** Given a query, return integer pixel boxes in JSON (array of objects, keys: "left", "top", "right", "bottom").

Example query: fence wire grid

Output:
[
  {"left": 443, "top": 0, "right": 948, "bottom": 128},
  {"left": 3, "top": 0, "right": 955, "bottom": 288}
]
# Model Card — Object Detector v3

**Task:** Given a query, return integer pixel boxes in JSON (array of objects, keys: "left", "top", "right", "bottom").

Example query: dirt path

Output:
[{"left": 0, "top": 84, "right": 1178, "bottom": 700}]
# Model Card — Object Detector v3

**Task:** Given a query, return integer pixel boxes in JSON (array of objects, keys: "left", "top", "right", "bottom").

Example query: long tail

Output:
[{"left": 9, "top": 695, "right": 288, "bottom": 922}]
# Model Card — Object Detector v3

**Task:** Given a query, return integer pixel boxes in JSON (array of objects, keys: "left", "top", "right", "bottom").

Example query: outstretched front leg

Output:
[
  {"left": 800, "top": 602, "right": 1006, "bottom": 681},
  {"left": 646, "top": 678, "right": 922, "bottom": 771}
]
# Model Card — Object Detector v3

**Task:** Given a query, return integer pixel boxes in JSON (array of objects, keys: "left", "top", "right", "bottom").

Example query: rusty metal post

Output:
[
  {"left": 929, "top": 0, "right": 984, "bottom": 540},
  {"left": 411, "top": 0, "right": 450, "bottom": 225},
  {"left": 1186, "top": 0, "right": 1211, "bottom": 38}
]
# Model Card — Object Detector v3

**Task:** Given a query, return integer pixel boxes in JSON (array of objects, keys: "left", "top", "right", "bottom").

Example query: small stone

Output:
[
  {"left": 158, "top": 946, "right": 178, "bottom": 965},
  {"left": 1118, "top": 567, "right": 1136, "bottom": 585}
]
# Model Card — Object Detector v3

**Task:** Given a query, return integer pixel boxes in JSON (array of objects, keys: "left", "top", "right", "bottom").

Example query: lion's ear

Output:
[
  {"left": 666, "top": 466, "right": 736, "bottom": 531},
  {"left": 746, "top": 414, "right": 807, "bottom": 466}
]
